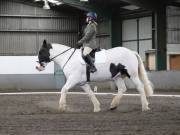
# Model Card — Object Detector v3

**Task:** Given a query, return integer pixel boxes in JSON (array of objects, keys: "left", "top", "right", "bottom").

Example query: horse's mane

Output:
[{"left": 51, "top": 43, "right": 71, "bottom": 50}]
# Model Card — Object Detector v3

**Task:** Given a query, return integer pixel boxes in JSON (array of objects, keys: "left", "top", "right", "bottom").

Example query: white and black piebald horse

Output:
[{"left": 36, "top": 40, "right": 153, "bottom": 112}]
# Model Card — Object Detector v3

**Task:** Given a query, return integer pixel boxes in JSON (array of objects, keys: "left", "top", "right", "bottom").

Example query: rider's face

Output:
[{"left": 86, "top": 17, "right": 92, "bottom": 23}]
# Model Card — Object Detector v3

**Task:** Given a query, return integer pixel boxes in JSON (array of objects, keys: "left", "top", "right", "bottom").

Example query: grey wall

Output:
[
  {"left": 0, "top": 74, "right": 65, "bottom": 91},
  {"left": 0, "top": 0, "right": 79, "bottom": 56},
  {"left": 124, "top": 71, "right": 180, "bottom": 90},
  {"left": 167, "top": 6, "right": 180, "bottom": 44},
  {"left": 96, "top": 18, "right": 111, "bottom": 49},
  {"left": 122, "top": 17, "right": 152, "bottom": 61},
  {"left": 167, "top": 6, "right": 180, "bottom": 54},
  {"left": 1, "top": 71, "right": 180, "bottom": 91}
]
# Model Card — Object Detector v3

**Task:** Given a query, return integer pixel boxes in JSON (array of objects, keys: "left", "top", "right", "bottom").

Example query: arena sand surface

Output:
[{"left": 0, "top": 92, "right": 179, "bottom": 135}]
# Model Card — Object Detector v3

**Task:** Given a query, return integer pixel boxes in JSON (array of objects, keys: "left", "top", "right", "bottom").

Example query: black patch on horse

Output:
[
  {"left": 110, "top": 63, "right": 130, "bottom": 78},
  {"left": 86, "top": 66, "right": 90, "bottom": 82},
  {"left": 38, "top": 40, "right": 52, "bottom": 64}
]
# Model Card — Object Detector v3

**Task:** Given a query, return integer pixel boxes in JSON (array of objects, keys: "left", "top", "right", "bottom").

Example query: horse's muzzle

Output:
[
  {"left": 36, "top": 63, "right": 45, "bottom": 71},
  {"left": 36, "top": 65, "right": 45, "bottom": 71}
]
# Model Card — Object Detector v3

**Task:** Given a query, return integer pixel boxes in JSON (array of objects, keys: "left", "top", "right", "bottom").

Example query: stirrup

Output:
[{"left": 89, "top": 66, "right": 97, "bottom": 73}]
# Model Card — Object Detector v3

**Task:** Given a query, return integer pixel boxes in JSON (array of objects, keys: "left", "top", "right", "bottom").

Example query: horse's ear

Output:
[
  {"left": 43, "top": 40, "right": 47, "bottom": 48},
  {"left": 42, "top": 39, "right": 52, "bottom": 49},
  {"left": 43, "top": 40, "right": 47, "bottom": 45}
]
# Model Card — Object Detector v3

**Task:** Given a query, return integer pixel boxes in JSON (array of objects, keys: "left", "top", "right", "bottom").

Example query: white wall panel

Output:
[
  {"left": 0, "top": 56, "right": 54, "bottom": 74},
  {"left": 122, "top": 19, "right": 137, "bottom": 41},
  {"left": 139, "top": 17, "right": 152, "bottom": 39},
  {"left": 139, "top": 40, "right": 152, "bottom": 61},
  {"left": 167, "top": 44, "right": 180, "bottom": 52},
  {"left": 122, "top": 17, "right": 152, "bottom": 61}
]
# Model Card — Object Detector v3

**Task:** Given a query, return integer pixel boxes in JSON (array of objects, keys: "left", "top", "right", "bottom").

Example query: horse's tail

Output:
[{"left": 134, "top": 52, "right": 154, "bottom": 97}]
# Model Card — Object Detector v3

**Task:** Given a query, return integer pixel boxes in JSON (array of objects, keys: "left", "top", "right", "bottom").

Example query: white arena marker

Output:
[{"left": 0, "top": 92, "right": 180, "bottom": 98}]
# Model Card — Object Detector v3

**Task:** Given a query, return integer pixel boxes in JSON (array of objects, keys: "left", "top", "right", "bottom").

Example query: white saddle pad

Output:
[{"left": 80, "top": 49, "right": 106, "bottom": 64}]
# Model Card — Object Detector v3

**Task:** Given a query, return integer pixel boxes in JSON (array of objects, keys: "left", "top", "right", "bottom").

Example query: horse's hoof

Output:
[
  {"left": 94, "top": 107, "right": 101, "bottom": 112},
  {"left": 59, "top": 107, "right": 66, "bottom": 112},
  {"left": 110, "top": 106, "right": 117, "bottom": 110},
  {"left": 59, "top": 104, "right": 66, "bottom": 112},
  {"left": 94, "top": 108, "right": 101, "bottom": 112},
  {"left": 142, "top": 107, "right": 150, "bottom": 112}
]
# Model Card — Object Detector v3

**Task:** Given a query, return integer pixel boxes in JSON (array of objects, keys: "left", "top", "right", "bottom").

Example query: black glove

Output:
[{"left": 76, "top": 42, "right": 83, "bottom": 49}]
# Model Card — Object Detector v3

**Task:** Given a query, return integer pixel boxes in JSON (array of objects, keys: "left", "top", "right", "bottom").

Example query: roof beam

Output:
[
  {"left": 61, "top": 0, "right": 93, "bottom": 11},
  {"left": 167, "top": 0, "right": 180, "bottom": 6},
  {"left": 61, "top": 0, "right": 111, "bottom": 17},
  {"left": 120, "top": 0, "right": 164, "bottom": 10}
]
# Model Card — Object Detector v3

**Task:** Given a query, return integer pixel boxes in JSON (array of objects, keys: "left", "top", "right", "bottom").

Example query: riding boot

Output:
[{"left": 83, "top": 55, "right": 97, "bottom": 73}]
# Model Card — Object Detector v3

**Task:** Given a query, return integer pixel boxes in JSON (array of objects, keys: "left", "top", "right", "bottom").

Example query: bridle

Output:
[
  {"left": 38, "top": 47, "right": 76, "bottom": 70},
  {"left": 50, "top": 47, "right": 76, "bottom": 70}
]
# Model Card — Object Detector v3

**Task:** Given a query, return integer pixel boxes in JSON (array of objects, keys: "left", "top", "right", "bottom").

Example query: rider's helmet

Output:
[{"left": 86, "top": 12, "right": 97, "bottom": 21}]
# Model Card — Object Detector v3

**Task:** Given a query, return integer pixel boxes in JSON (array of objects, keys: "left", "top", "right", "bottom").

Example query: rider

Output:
[{"left": 77, "top": 11, "right": 98, "bottom": 73}]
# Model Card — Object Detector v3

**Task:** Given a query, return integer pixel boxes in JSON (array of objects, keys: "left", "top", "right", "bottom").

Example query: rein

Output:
[
  {"left": 50, "top": 47, "right": 76, "bottom": 70},
  {"left": 50, "top": 47, "right": 73, "bottom": 61},
  {"left": 62, "top": 48, "right": 76, "bottom": 69}
]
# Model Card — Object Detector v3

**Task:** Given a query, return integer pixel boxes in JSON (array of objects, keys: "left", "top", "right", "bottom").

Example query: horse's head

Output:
[{"left": 36, "top": 40, "right": 52, "bottom": 71}]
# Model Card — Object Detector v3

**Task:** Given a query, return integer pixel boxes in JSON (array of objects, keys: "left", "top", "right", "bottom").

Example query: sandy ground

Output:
[{"left": 0, "top": 92, "right": 179, "bottom": 135}]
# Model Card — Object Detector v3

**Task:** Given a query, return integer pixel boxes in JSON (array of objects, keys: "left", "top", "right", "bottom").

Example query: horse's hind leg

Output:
[
  {"left": 131, "top": 77, "right": 150, "bottom": 111},
  {"left": 110, "top": 77, "right": 127, "bottom": 110},
  {"left": 81, "top": 84, "right": 101, "bottom": 112}
]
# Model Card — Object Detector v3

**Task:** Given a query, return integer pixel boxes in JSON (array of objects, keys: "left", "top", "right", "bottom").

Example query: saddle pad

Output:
[{"left": 80, "top": 49, "right": 106, "bottom": 64}]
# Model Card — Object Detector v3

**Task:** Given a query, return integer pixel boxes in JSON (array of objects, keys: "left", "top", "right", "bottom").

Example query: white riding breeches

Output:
[{"left": 83, "top": 46, "right": 93, "bottom": 56}]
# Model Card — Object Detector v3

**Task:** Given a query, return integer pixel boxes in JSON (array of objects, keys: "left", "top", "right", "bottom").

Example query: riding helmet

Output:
[{"left": 86, "top": 12, "right": 97, "bottom": 20}]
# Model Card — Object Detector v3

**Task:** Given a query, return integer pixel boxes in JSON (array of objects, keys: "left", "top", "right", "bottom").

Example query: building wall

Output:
[
  {"left": 0, "top": 0, "right": 79, "bottom": 56},
  {"left": 1, "top": 71, "right": 180, "bottom": 91},
  {"left": 122, "top": 16, "right": 152, "bottom": 61},
  {"left": 167, "top": 6, "right": 180, "bottom": 70},
  {"left": 167, "top": 6, "right": 180, "bottom": 45},
  {"left": 1, "top": 1, "right": 180, "bottom": 90},
  {"left": 124, "top": 71, "right": 180, "bottom": 90},
  {"left": 0, "top": 0, "right": 80, "bottom": 90},
  {"left": 96, "top": 18, "right": 111, "bottom": 49},
  {"left": 121, "top": 6, "right": 180, "bottom": 70}
]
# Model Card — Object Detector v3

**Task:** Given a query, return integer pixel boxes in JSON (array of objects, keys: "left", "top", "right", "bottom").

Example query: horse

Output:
[{"left": 36, "top": 40, "right": 153, "bottom": 112}]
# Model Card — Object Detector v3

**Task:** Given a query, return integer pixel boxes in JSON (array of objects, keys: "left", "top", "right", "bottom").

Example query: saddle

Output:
[
  {"left": 80, "top": 48, "right": 106, "bottom": 82},
  {"left": 80, "top": 48, "right": 106, "bottom": 64}
]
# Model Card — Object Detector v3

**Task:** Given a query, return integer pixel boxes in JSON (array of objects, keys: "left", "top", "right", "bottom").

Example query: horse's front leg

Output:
[
  {"left": 110, "top": 77, "right": 127, "bottom": 110},
  {"left": 59, "top": 86, "right": 68, "bottom": 112},
  {"left": 81, "top": 84, "right": 101, "bottom": 112},
  {"left": 59, "top": 76, "right": 77, "bottom": 112}
]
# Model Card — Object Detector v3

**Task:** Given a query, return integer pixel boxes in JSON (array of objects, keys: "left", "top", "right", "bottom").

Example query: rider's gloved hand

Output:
[{"left": 76, "top": 42, "right": 83, "bottom": 49}]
